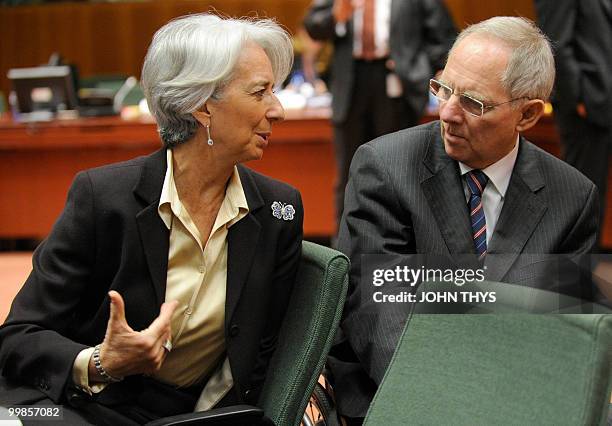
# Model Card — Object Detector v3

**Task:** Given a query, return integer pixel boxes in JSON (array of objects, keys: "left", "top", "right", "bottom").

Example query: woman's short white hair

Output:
[
  {"left": 450, "top": 16, "right": 555, "bottom": 102},
  {"left": 141, "top": 13, "right": 293, "bottom": 147}
]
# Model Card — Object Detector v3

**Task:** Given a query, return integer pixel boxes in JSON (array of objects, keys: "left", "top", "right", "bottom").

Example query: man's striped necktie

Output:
[{"left": 466, "top": 170, "right": 489, "bottom": 259}]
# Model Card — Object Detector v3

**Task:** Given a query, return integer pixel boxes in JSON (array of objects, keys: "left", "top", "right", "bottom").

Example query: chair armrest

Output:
[{"left": 145, "top": 405, "right": 272, "bottom": 426}]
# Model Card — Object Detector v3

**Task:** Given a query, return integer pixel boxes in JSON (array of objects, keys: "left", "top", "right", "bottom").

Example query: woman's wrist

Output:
[{"left": 89, "top": 344, "right": 123, "bottom": 383}]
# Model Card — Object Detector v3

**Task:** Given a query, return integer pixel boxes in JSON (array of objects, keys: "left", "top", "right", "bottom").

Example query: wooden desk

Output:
[
  {"left": 1, "top": 112, "right": 611, "bottom": 246},
  {"left": 0, "top": 110, "right": 334, "bottom": 239}
]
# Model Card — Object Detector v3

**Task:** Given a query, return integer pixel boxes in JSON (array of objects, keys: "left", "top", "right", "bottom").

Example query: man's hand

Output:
[{"left": 89, "top": 291, "right": 178, "bottom": 381}]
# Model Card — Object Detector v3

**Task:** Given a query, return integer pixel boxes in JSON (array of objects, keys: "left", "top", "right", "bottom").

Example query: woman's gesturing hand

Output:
[{"left": 89, "top": 290, "right": 178, "bottom": 381}]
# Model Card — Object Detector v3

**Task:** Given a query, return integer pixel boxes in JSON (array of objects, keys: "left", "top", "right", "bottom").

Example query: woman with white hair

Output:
[{"left": 0, "top": 14, "right": 302, "bottom": 424}]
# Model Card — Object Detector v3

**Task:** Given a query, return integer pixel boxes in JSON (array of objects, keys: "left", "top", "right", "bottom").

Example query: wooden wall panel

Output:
[
  {"left": 0, "top": 0, "right": 541, "bottom": 98},
  {"left": 0, "top": 0, "right": 311, "bottom": 97},
  {"left": 445, "top": 0, "right": 535, "bottom": 28}
]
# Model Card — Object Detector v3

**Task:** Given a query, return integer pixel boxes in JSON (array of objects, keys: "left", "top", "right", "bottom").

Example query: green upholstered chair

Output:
[
  {"left": 365, "top": 285, "right": 612, "bottom": 426},
  {"left": 148, "top": 241, "right": 349, "bottom": 426},
  {"left": 258, "top": 241, "right": 349, "bottom": 425}
]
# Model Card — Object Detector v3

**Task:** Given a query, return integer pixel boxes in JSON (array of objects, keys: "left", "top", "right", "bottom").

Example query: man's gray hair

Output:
[
  {"left": 450, "top": 16, "right": 555, "bottom": 102},
  {"left": 141, "top": 14, "right": 293, "bottom": 148}
]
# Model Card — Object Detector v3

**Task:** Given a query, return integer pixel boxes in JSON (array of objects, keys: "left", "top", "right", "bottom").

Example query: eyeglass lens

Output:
[{"left": 429, "top": 80, "right": 483, "bottom": 116}]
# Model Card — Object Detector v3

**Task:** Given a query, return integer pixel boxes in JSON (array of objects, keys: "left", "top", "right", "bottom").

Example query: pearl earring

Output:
[{"left": 205, "top": 124, "right": 214, "bottom": 146}]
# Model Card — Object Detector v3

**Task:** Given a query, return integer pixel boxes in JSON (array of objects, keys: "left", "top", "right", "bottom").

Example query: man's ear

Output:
[
  {"left": 516, "top": 99, "right": 545, "bottom": 132},
  {"left": 192, "top": 104, "right": 211, "bottom": 126}
]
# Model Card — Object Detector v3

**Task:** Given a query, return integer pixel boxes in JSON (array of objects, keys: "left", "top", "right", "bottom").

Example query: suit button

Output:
[
  {"left": 229, "top": 325, "right": 240, "bottom": 337},
  {"left": 37, "top": 377, "right": 49, "bottom": 390},
  {"left": 244, "top": 389, "right": 251, "bottom": 398}
]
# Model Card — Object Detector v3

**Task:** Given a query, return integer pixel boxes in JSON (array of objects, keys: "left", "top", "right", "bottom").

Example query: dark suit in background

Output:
[
  {"left": 303, "top": 0, "right": 456, "bottom": 227},
  {"left": 0, "top": 149, "right": 303, "bottom": 422},
  {"left": 535, "top": 0, "right": 612, "bottom": 245}
]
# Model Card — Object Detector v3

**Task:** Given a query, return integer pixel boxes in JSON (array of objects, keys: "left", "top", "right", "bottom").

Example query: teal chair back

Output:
[
  {"left": 260, "top": 241, "right": 349, "bottom": 426},
  {"left": 365, "top": 295, "right": 612, "bottom": 426}
]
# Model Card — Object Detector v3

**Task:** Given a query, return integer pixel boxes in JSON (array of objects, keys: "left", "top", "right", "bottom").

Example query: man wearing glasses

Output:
[{"left": 330, "top": 17, "right": 599, "bottom": 424}]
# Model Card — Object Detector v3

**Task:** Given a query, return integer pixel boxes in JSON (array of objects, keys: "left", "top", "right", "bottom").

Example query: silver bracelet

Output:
[{"left": 92, "top": 344, "right": 123, "bottom": 383}]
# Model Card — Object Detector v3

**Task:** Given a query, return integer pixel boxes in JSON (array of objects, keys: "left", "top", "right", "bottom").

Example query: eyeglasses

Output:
[{"left": 429, "top": 78, "right": 527, "bottom": 117}]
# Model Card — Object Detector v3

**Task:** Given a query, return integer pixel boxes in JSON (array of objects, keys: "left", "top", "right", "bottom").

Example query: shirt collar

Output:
[
  {"left": 459, "top": 135, "right": 520, "bottom": 198},
  {"left": 158, "top": 149, "right": 249, "bottom": 230},
  {"left": 220, "top": 165, "right": 249, "bottom": 229},
  {"left": 158, "top": 150, "right": 178, "bottom": 230}
]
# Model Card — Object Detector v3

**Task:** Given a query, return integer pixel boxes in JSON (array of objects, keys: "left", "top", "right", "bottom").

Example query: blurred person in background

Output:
[
  {"left": 304, "top": 0, "right": 456, "bottom": 230},
  {"left": 535, "top": 0, "right": 612, "bottom": 249}
]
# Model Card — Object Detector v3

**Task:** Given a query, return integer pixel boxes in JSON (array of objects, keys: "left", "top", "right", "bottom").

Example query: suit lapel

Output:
[
  {"left": 134, "top": 149, "right": 169, "bottom": 307},
  {"left": 226, "top": 166, "right": 264, "bottom": 327},
  {"left": 421, "top": 123, "right": 476, "bottom": 256},
  {"left": 485, "top": 140, "right": 547, "bottom": 281}
]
